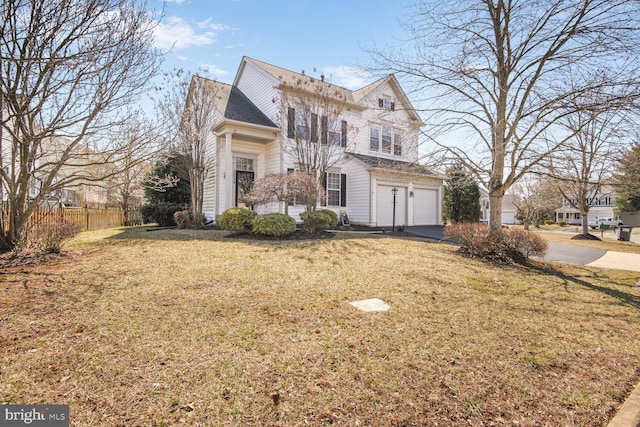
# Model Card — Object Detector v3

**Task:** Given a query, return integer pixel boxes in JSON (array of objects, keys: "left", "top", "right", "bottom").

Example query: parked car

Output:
[{"left": 595, "top": 217, "right": 623, "bottom": 229}]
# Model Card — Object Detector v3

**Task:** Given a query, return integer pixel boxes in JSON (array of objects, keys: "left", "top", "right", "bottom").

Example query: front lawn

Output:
[{"left": 1, "top": 227, "right": 639, "bottom": 426}]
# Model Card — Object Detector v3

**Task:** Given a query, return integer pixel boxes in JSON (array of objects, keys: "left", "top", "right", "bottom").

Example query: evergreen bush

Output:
[
  {"left": 300, "top": 209, "right": 338, "bottom": 233},
  {"left": 252, "top": 213, "right": 296, "bottom": 237},
  {"left": 218, "top": 208, "right": 257, "bottom": 232}
]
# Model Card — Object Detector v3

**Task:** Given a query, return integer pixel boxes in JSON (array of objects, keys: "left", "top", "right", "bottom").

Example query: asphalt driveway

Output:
[{"left": 404, "top": 226, "right": 640, "bottom": 272}]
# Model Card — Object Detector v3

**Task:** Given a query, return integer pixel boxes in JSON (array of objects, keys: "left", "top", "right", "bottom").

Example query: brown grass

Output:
[{"left": 1, "top": 227, "right": 640, "bottom": 426}]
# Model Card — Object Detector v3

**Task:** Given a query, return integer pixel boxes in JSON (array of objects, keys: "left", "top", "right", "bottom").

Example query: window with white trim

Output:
[
  {"left": 378, "top": 96, "right": 395, "bottom": 111},
  {"left": 369, "top": 128, "right": 379, "bottom": 151},
  {"left": 370, "top": 126, "right": 403, "bottom": 156},
  {"left": 326, "top": 172, "right": 341, "bottom": 206},
  {"left": 393, "top": 134, "right": 402, "bottom": 156},
  {"left": 296, "top": 109, "right": 308, "bottom": 141},
  {"left": 381, "top": 126, "right": 392, "bottom": 154},
  {"left": 323, "top": 172, "right": 347, "bottom": 207}
]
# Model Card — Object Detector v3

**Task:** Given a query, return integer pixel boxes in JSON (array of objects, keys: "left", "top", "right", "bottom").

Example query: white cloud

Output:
[
  {"left": 153, "top": 16, "right": 228, "bottom": 50},
  {"left": 322, "top": 66, "right": 373, "bottom": 90},
  {"left": 164, "top": 0, "right": 185, "bottom": 4},
  {"left": 199, "top": 64, "right": 230, "bottom": 77},
  {"left": 197, "top": 18, "right": 230, "bottom": 32}
]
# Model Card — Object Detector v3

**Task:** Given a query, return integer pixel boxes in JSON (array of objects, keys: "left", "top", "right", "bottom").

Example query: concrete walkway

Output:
[{"left": 542, "top": 242, "right": 640, "bottom": 272}]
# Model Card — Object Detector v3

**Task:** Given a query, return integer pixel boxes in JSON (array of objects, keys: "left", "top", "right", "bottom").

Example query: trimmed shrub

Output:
[
  {"left": 24, "top": 218, "right": 81, "bottom": 253},
  {"left": 300, "top": 209, "right": 338, "bottom": 234},
  {"left": 544, "top": 220, "right": 554, "bottom": 226},
  {"left": 252, "top": 213, "right": 296, "bottom": 237},
  {"left": 173, "top": 210, "right": 191, "bottom": 229},
  {"left": 141, "top": 201, "right": 183, "bottom": 226},
  {"left": 218, "top": 207, "right": 257, "bottom": 232},
  {"left": 173, "top": 210, "right": 207, "bottom": 229},
  {"left": 558, "top": 221, "right": 567, "bottom": 227},
  {"left": 316, "top": 209, "right": 339, "bottom": 227},
  {"left": 445, "top": 223, "right": 547, "bottom": 264}
]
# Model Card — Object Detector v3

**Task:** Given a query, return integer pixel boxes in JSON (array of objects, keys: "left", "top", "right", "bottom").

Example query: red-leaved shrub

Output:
[{"left": 445, "top": 223, "right": 547, "bottom": 264}]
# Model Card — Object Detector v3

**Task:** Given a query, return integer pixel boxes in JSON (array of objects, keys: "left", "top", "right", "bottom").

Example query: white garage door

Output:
[
  {"left": 377, "top": 186, "right": 407, "bottom": 227},
  {"left": 413, "top": 189, "right": 438, "bottom": 225},
  {"left": 501, "top": 212, "right": 515, "bottom": 224}
]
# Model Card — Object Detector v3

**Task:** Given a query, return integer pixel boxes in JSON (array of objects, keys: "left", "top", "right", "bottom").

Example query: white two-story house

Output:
[{"left": 196, "top": 56, "right": 444, "bottom": 227}]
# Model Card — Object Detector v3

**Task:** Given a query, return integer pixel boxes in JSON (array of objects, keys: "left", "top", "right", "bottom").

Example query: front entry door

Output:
[{"left": 236, "top": 170, "right": 255, "bottom": 207}]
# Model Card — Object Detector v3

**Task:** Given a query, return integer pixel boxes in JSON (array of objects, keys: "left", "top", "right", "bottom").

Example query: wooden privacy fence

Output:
[{"left": 1, "top": 203, "right": 142, "bottom": 233}]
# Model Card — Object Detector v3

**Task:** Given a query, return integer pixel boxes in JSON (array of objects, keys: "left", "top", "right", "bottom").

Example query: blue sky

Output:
[{"left": 152, "top": 0, "right": 410, "bottom": 89}]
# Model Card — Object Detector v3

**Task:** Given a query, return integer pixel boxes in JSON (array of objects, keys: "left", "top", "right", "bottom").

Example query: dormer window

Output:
[{"left": 378, "top": 97, "right": 395, "bottom": 111}]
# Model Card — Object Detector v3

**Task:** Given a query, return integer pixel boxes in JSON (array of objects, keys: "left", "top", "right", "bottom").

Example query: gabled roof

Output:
[
  {"left": 348, "top": 153, "right": 442, "bottom": 178},
  {"left": 196, "top": 76, "right": 278, "bottom": 129},
  {"left": 352, "top": 74, "right": 423, "bottom": 124},
  {"left": 237, "top": 57, "right": 422, "bottom": 124},
  {"left": 238, "top": 57, "right": 357, "bottom": 105}
]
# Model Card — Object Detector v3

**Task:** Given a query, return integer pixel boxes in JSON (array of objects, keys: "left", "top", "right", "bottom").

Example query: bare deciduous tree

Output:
[
  {"left": 106, "top": 115, "right": 165, "bottom": 225},
  {"left": 371, "top": 0, "right": 640, "bottom": 232},
  {"left": 547, "top": 88, "right": 629, "bottom": 236},
  {"left": 0, "top": 0, "right": 162, "bottom": 248},
  {"left": 279, "top": 75, "right": 358, "bottom": 206},
  {"left": 155, "top": 71, "right": 219, "bottom": 227},
  {"left": 511, "top": 175, "right": 562, "bottom": 230}
]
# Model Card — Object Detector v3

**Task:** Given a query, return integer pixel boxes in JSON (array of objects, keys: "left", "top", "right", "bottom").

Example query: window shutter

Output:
[
  {"left": 321, "top": 116, "right": 328, "bottom": 144},
  {"left": 321, "top": 172, "right": 327, "bottom": 206},
  {"left": 310, "top": 113, "right": 318, "bottom": 142},
  {"left": 287, "top": 108, "right": 295, "bottom": 138},
  {"left": 378, "top": 98, "right": 383, "bottom": 107},
  {"left": 340, "top": 120, "right": 347, "bottom": 147},
  {"left": 340, "top": 174, "right": 347, "bottom": 207},
  {"left": 287, "top": 168, "right": 295, "bottom": 205}
]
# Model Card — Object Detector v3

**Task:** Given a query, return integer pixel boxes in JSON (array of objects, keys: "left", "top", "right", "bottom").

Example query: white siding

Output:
[
  {"left": 202, "top": 131, "right": 217, "bottom": 222},
  {"left": 264, "top": 139, "right": 281, "bottom": 175},
  {"left": 342, "top": 157, "right": 371, "bottom": 224},
  {"left": 357, "top": 80, "right": 420, "bottom": 163},
  {"left": 236, "top": 62, "right": 280, "bottom": 125}
]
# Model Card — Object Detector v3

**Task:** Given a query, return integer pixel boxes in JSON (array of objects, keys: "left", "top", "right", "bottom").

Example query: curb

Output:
[{"left": 608, "top": 381, "right": 640, "bottom": 427}]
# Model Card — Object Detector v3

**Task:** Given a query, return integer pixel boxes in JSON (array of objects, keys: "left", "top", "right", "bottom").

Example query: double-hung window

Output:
[
  {"left": 324, "top": 172, "right": 347, "bottom": 207},
  {"left": 378, "top": 97, "right": 395, "bottom": 111},
  {"left": 381, "top": 126, "right": 392, "bottom": 154},
  {"left": 393, "top": 134, "right": 402, "bottom": 156},
  {"left": 369, "top": 128, "right": 380, "bottom": 151},
  {"left": 370, "top": 126, "right": 403, "bottom": 156},
  {"left": 326, "top": 173, "right": 341, "bottom": 206}
]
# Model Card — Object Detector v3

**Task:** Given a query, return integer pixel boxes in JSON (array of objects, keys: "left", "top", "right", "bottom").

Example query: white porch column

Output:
[{"left": 225, "top": 132, "right": 233, "bottom": 210}]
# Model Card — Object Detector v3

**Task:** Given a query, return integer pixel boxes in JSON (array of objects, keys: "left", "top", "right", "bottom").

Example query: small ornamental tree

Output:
[{"left": 242, "top": 171, "right": 324, "bottom": 214}]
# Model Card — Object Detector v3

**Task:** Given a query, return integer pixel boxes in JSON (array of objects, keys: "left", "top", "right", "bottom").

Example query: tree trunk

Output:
[
  {"left": 489, "top": 193, "right": 504, "bottom": 232},
  {"left": 580, "top": 207, "right": 591, "bottom": 236}
]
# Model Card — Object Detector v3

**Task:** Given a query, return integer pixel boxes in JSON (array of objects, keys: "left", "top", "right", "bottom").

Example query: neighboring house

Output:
[
  {"left": 1, "top": 132, "right": 109, "bottom": 208},
  {"left": 554, "top": 186, "right": 619, "bottom": 225},
  {"left": 197, "top": 56, "right": 445, "bottom": 226},
  {"left": 479, "top": 190, "right": 520, "bottom": 224}
]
